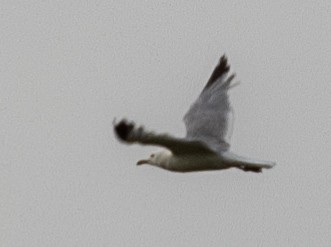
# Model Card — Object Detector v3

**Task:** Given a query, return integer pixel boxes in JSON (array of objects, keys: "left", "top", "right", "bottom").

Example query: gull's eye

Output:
[{"left": 150, "top": 154, "right": 155, "bottom": 158}]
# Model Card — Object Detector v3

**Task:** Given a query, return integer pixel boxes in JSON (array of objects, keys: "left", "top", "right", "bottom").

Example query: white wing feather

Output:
[{"left": 184, "top": 55, "right": 236, "bottom": 153}]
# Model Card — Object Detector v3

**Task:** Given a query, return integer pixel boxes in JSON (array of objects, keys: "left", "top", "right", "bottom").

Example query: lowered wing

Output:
[{"left": 114, "top": 119, "right": 216, "bottom": 155}]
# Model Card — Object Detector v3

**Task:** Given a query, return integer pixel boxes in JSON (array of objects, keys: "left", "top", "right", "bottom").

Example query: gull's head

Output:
[{"left": 137, "top": 150, "right": 172, "bottom": 168}]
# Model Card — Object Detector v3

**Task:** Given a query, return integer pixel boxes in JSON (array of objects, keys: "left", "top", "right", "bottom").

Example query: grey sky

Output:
[{"left": 1, "top": 1, "right": 331, "bottom": 246}]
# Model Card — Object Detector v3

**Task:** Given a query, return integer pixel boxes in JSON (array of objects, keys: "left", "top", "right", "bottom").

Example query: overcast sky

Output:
[{"left": 1, "top": 1, "right": 331, "bottom": 246}]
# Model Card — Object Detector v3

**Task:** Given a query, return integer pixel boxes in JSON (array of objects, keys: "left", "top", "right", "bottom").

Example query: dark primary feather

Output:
[
  {"left": 114, "top": 120, "right": 134, "bottom": 141},
  {"left": 203, "top": 55, "right": 230, "bottom": 92}
]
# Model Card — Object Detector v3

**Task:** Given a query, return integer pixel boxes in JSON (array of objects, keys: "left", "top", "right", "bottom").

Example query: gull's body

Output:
[
  {"left": 143, "top": 150, "right": 274, "bottom": 173},
  {"left": 114, "top": 55, "right": 275, "bottom": 173}
]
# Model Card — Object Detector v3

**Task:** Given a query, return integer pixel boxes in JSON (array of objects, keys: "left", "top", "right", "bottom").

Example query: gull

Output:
[{"left": 114, "top": 55, "right": 275, "bottom": 173}]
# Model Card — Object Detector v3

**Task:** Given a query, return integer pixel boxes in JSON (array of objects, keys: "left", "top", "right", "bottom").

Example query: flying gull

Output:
[{"left": 114, "top": 55, "right": 275, "bottom": 173}]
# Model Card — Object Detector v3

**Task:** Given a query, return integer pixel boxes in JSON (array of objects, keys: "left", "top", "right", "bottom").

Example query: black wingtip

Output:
[
  {"left": 242, "top": 167, "right": 262, "bottom": 173},
  {"left": 218, "top": 54, "right": 230, "bottom": 73},
  {"left": 114, "top": 119, "right": 134, "bottom": 141},
  {"left": 204, "top": 54, "right": 231, "bottom": 90}
]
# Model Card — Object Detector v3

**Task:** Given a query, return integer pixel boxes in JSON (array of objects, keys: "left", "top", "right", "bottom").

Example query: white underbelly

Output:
[{"left": 168, "top": 154, "right": 229, "bottom": 172}]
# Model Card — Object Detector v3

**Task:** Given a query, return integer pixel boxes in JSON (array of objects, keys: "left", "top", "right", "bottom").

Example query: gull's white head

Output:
[{"left": 137, "top": 150, "right": 172, "bottom": 168}]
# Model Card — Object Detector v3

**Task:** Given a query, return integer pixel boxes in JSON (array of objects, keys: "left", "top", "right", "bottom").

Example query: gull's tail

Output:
[
  {"left": 236, "top": 162, "right": 275, "bottom": 173},
  {"left": 222, "top": 152, "right": 276, "bottom": 173}
]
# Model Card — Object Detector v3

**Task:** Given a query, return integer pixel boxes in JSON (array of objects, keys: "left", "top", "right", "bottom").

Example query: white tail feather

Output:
[{"left": 222, "top": 152, "right": 276, "bottom": 172}]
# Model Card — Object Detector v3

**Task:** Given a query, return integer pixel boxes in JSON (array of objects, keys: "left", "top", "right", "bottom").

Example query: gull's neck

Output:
[{"left": 154, "top": 150, "right": 173, "bottom": 169}]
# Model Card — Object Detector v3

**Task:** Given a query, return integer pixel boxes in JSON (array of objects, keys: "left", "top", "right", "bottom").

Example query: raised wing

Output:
[
  {"left": 183, "top": 55, "right": 236, "bottom": 153},
  {"left": 114, "top": 119, "right": 216, "bottom": 155}
]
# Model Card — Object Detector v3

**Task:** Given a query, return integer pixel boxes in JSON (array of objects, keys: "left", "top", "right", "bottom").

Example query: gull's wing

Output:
[
  {"left": 114, "top": 120, "right": 216, "bottom": 155},
  {"left": 184, "top": 55, "right": 236, "bottom": 153}
]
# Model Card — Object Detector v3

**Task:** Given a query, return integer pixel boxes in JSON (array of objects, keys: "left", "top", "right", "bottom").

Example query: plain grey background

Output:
[{"left": 1, "top": 1, "right": 331, "bottom": 246}]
